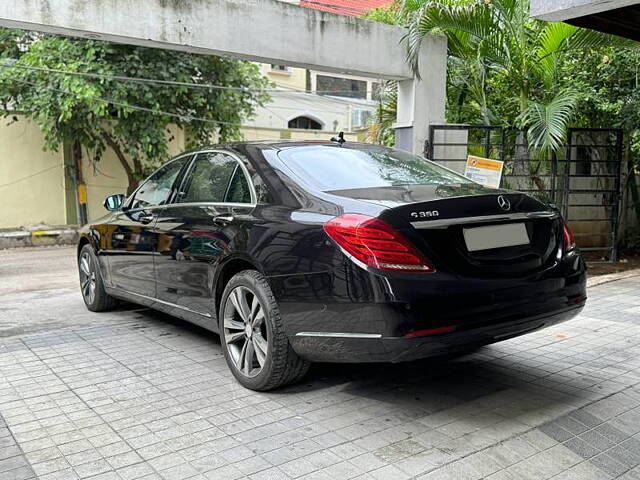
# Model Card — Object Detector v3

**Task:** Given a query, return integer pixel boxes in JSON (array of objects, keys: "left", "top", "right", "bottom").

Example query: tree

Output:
[
  {"left": 564, "top": 47, "right": 640, "bottom": 239},
  {"left": 403, "top": 0, "right": 629, "bottom": 152},
  {"left": 0, "top": 28, "right": 270, "bottom": 194},
  {"left": 366, "top": 1, "right": 640, "bottom": 247},
  {"left": 366, "top": 83, "right": 398, "bottom": 146},
  {"left": 364, "top": 1, "right": 404, "bottom": 24}
]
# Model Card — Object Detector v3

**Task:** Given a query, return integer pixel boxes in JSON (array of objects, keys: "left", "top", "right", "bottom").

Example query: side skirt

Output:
[{"left": 105, "top": 286, "right": 219, "bottom": 334}]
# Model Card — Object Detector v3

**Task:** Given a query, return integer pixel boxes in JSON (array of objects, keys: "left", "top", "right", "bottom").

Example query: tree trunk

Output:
[
  {"left": 104, "top": 133, "right": 138, "bottom": 195},
  {"left": 512, "top": 129, "right": 530, "bottom": 191}
]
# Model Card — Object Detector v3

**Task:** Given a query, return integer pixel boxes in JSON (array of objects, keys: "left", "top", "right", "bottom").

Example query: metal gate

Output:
[
  {"left": 564, "top": 128, "right": 623, "bottom": 261},
  {"left": 426, "top": 124, "right": 623, "bottom": 261}
]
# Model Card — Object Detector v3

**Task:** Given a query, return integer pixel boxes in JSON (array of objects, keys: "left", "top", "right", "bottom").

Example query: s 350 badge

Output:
[{"left": 410, "top": 211, "right": 440, "bottom": 219}]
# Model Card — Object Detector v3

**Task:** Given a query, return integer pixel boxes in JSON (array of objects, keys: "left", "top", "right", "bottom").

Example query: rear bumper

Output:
[
  {"left": 289, "top": 303, "right": 583, "bottom": 363},
  {"left": 269, "top": 250, "right": 586, "bottom": 363}
]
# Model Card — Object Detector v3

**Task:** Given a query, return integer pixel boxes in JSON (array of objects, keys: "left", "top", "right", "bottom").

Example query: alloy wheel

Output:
[
  {"left": 79, "top": 251, "right": 97, "bottom": 305},
  {"left": 223, "top": 286, "right": 269, "bottom": 378}
]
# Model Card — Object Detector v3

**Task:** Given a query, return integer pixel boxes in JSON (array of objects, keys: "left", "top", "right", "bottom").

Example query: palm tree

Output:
[
  {"left": 404, "top": 0, "right": 628, "bottom": 152},
  {"left": 367, "top": 83, "right": 398, "bottom": 145}
]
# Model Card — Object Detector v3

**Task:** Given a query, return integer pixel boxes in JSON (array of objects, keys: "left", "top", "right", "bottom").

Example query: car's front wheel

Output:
[
  {"left": 78, "top": 244, "right": 118, "bottom": 312},
  {"left": 219, "top": 270, "right": 309, "bottom": 391}
]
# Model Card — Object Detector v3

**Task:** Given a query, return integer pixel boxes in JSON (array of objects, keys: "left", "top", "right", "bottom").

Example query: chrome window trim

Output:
[
  {"left": 123, "top": 149, "right": 257, "bottom": 213},
  {"left": 411, "top": 211, "right": 558, "bottom": 229},
  {"left": 126, "top": 201, "right": 257, "bottom": 212}
]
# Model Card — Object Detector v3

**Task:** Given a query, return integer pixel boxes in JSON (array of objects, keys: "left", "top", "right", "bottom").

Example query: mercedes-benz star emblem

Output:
[{"left": 497, "top": 195, "right": 511, "bottom": 211}]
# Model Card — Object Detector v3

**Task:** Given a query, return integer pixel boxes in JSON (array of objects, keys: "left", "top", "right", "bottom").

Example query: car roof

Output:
[
  {"left": 166, "top": 141, "right": 392, "bottom": 171},
  {"left": 194, "top": 140, "right": 385, "bottom": 152}
]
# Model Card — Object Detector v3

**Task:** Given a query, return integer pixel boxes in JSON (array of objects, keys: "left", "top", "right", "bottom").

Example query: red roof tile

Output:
[{"left": 300, "top": 0, "right": 392, "bottom": 17}]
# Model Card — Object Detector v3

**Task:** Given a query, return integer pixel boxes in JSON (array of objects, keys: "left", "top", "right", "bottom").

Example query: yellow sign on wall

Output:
[
  {"left": 77, "top": 183, "right": 87, "bottom": 204},
  {"left": 465, "top": 155, "right": 504, "bottom": 188}
]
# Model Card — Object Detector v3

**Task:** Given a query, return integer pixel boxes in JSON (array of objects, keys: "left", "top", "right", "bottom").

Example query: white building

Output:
[
  {"left": 242, "top": 63, "right": 380, "bottom": 142},
  {"left": 242, "top": 0, "right": 390, "bottom": 142}
]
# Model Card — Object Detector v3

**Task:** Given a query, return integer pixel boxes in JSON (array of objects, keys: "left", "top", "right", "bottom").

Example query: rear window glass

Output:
[{"left": 277, "top": 145, "right": 473, "bottom": 191}]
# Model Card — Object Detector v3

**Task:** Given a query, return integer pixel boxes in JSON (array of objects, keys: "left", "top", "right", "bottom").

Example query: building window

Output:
[
  {"left": 316, "top": 75, "right": 367, "bottom": 99},
  {"left": 270, "top": 64, "right": 291, "bottom": 74},
  {"left": 288, "top": 116, "right": 322, "bottom": 130},
  {"left": 351, "top": 109, "right": 372, "bottom": 129}
]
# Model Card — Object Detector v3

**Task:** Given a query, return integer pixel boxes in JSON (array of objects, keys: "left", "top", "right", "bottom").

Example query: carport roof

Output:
[
  {"left": 565, "top": 4, "right": 640, "bottom": 42},
  {"left": 531, "top": 0, "right": 640, "bottom": 42}
]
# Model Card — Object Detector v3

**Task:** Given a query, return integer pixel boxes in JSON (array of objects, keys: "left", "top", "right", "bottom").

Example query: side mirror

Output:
[{"left": 104, "top": 194, "right": 126, "bottom": 211}]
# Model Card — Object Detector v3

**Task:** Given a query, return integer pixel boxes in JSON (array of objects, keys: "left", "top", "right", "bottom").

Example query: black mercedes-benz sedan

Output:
[{"left": 77, "top": 140, "right": 586, "bottom": 390}]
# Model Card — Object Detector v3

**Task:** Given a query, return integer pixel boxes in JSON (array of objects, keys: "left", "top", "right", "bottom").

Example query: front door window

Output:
[{"left": 129, "top": 157, "right": 190, "bottom": 210}]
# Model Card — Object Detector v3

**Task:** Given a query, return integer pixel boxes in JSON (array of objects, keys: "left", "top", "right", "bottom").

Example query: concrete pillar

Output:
[{"left": 394, "top": 35, "right": 447, "bottom": 156}]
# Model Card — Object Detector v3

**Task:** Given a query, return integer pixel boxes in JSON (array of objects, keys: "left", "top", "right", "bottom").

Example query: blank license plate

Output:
[{"left": 463, "top": 223, "right": 529, "bottom": 252}]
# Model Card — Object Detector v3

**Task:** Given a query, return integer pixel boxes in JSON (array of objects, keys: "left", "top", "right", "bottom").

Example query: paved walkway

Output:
[{"left": 1, "top": 247, "right": 640, "bottom": 479}]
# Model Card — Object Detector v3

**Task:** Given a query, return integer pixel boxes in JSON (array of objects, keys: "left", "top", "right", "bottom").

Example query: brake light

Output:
[
  {"left": 323, "top": 214, "right": 434, "bottom": 272},
  {"left": 562, "top": 221, "right": 576, "bottom": 252}
]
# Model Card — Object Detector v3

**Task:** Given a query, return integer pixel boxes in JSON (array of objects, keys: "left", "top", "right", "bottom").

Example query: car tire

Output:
[
  {"left": 219, "top": 270, "right": 310, "bottom": 391},
  {"left": 78, "top": 244, "right": 118, "bottom": 312}
]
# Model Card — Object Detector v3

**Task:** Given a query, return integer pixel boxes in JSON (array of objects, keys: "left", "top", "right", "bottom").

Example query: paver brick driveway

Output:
[{"left": 1, "top": 246, "right": 640, "bottom": 480}]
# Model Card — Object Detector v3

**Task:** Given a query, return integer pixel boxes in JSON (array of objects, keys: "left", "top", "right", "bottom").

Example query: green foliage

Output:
[
  {"left": 518, "top": 91, "right": 578, "bottom": 152},
  {"left": 366, "top": 0, "right": 634, "bottom": 156},
  {"left": 0, "top": 28, "right": 270, "bottom": 192},
  {"left": 565, "top": 48, "right": 640, "bottom": 141},
  {"left": 363, "top": 1, "right": 404, "bottom": 24},
  {"left": 563, "top": 47, "right": 640, "bottom": 229},
  {"left": 404, "top": 0, "right": 629, "bottom": 146},
  {"left": 365, "top": 0, "right": 640, "bottom": 244},
  {"left": 367, "top": 83, "right": 398, "bottom": 146}
]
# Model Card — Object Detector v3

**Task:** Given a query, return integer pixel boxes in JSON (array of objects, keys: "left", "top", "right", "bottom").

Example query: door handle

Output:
[
  {"left": 139, "top": 213, "right": 156, "bottom": 225},
  {"left": 213, "top": 215, "right": 234, "bottom": 225}
]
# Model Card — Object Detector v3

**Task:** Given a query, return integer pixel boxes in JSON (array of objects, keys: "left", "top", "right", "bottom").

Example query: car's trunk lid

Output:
[
  {"left": 327, "top": 185, "right": 562, "bottom": 278},
  {"left": 391, "top": 192, "right": 561, "bottom": 278},
  {"left": 327, "top": 184, "right": 562, "bottom": 278}
]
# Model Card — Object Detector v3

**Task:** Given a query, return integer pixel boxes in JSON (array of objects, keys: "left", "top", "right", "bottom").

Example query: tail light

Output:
[
  {"left": 562, "top": 221, "right": 576, "bottom": 252},
  {"left": 323, "top": 214, "right": 434, "bottom": 272}
]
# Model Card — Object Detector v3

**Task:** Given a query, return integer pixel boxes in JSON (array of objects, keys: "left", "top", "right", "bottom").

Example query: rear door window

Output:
[
  {"left": 178, "top": 152, "right": 252, "bottom": 204},
  {"left": 225, "top": 165, "right": 252, "bottom": 203}
]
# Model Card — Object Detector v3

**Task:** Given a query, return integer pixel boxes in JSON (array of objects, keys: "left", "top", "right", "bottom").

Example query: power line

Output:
[
  {"left": 8, "top": 78, "right": 366, "bottom": 125},
  {"left": 265, "top": 103, "right": 358, "bottom": 115},
  {"left": 2, "top": 77, "right": 376, "bottom": 139},
  {"left": 0, "top": 163, "right": 64, "bottom": 188},
  {"left": 4, "top": 77, "right": 241, "bottom": 127},
  {"left": 0, "top": 63, "right": 384, "bottom": 117},
  {"left": 271, "top": 89, "right": 380, "bottom": 109},
  {"left": 0, "top": 62, "right": 385, "bottom": 96},
  {"left": 0, "top": 62, "right": 283, "bottom": 93}
]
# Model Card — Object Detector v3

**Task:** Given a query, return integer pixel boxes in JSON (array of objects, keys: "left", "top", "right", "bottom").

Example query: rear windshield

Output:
[{"left": 277, "top": 145, "right": 473, "bottom": 191}]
